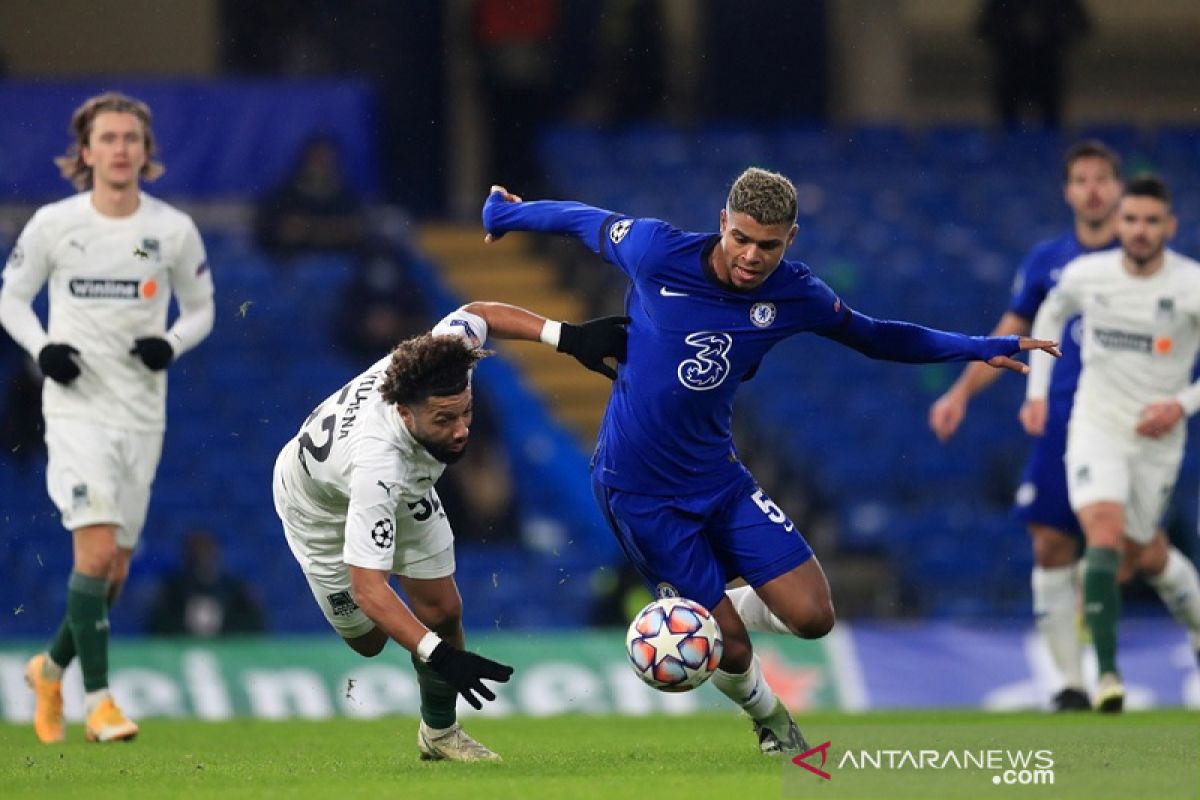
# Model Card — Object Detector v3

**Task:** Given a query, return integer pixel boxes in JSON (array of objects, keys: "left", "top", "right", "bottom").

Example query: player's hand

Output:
[
  {"left": 37, "top": 342, "right": 81, "bottom": 384},
  {"left": 929, "top": 390, "right": 968, "bottom": 443},
  {"left": 558, "top": 315, "right": 630, "bottom": 380},
  {"left": 483, "top": 185, "right": 522, "bottom": 244},
  {"left": 1136, "top": 399, "right": 1185, "bottom": 439},
  {"left": 986, "top": 337, "right": 1060, "bottom": 374},
  {"left": 427, "top": 641, "right": 514, "bottom": 709},
  {"left": 1020, "top": 399, "right": 1047, "bottom": 436},
  {"left": 130, "top": 336, "right": 174, "bottom": 371}
]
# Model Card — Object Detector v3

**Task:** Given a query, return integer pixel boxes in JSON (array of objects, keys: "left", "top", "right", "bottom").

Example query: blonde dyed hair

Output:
[
  {"left": 726, "top": 167, "right": 797, "bottom": 226},
  {"left": 54, "top": 92, "right": 164, "bottom": 190}
]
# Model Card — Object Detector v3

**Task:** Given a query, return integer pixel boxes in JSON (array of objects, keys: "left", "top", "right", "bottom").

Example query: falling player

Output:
[{"left": 273, "top": 301, "right": 627, "bottom": 760}]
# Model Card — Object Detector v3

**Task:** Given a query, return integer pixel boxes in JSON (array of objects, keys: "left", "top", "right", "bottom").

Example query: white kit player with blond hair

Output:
[
  {"left": 273, "top": 301, "right": 628, "bottom": 761},
  {"left": 0, "top": 92, "right": 215, "bottom": 744},
  {"left": 1024, "top": 175, "right": 1200, "bottom": 713}
]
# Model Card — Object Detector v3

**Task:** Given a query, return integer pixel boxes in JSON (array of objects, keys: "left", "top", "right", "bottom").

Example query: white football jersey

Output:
[
  {"left": 275, "top": 308, "right": 488, "bottom": 571},
  {"left": 1, "top": 192, "right": 214, "bottom": 431},
  {"left": 1028, "top": 248, "right": 1200, "bottom": 439}
]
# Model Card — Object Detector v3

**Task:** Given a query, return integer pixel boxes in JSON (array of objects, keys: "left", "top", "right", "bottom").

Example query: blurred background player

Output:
[
  {"left": 482, "top": 169, "right": 1059, "bottom": 753},
  {"left": 1024, "top": 175, "right": 1200, "bottom": 712},
  {"left": 145, "top": 528, "right": 266, "bottom": 637},
  {"left": 272, "top": 301, "right": 627, "bottom": 761},
  {"left": 0, "top": 92, "right": 215, "bottom": 743},
  {"left": 928, "top": 140, "right": 1122, "bottom": 711}
]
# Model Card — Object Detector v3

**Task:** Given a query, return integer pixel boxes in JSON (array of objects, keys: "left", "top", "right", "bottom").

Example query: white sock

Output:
[
  {"left": 710, "top": 654, "right": 780, "bottom": 722},
  {"left": 40, "top": 653, "right": 64, "bottom": 682},
  {"left": 725, "top": 586, "right": 791, "bottom": 635},
  {"left": 84, "top": 689, "right": 111, "bottom": 716},
  {"left": 1147, "top": 547, "right": 1200, "bottom": 651},
  {"left": 1031, "top": 565, "right": 1085, "bottom": 690}
]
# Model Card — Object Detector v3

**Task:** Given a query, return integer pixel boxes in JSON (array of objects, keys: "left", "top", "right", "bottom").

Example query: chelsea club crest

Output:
[{"left": 749, "top": 302, "right": 776, "bottom": 328}]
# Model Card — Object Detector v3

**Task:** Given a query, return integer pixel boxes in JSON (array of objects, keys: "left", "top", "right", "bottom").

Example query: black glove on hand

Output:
[
  {"left": 130, "top": 337, "right": 174, "bottom": 371},
  {"left": 427, "top": 641, "right": 514, "bottom": 709},
  {"left": 37, "top": 343, "right": 81, "bottom": 384},
  {"left": 557, "top": 315, "right": 631, "bottom": 380}
]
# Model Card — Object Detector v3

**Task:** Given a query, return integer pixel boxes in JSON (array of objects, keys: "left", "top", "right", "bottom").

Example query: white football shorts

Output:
[
  {"left": 44, "top": 416, "right": 163, "bottom": 548},
  {"left": 272, "top": 446, "right": 455, "bottom": 638},
  {"left": 1065, "top": 419, "right": 1182, "bottom": 544}
]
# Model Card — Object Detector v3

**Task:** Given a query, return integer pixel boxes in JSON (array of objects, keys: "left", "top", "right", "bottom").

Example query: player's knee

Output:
[
  {"left": 74, "top": 544, "right": 118, "bottom": 577},
  {"left": 793, "top": 601, "right": 836, "bottom": 639},
  {"left": 346, "top": 628, "right": 388, "bottom": 657},
  {"left": 417, "top": 599, "right": 463, "bottom": 637}
]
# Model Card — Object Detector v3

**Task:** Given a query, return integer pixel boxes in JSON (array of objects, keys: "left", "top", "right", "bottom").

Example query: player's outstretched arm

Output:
[
  {"left": 452, "top": 301, "right": 630, "bottom": 379},
  {"left": 821, "top": 307, "right": 1058, "bottom": 371},
  {"left": 929, "top": 311, "right": 1032, "bottom": 442},
  {"left": 349, "top": 565, "right": 512, "bottom": 708},
  {"left": 481, "top": 185, "right": 616, "bottom": 249}
]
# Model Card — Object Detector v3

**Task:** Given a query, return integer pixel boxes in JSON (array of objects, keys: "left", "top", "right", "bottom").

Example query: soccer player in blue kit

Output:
[
  {"left": 930, "top": 141, "right": 1137, "bottom": 711},
  {"left": 483, "top": 168, "right": 1059, "bottom": 753}
]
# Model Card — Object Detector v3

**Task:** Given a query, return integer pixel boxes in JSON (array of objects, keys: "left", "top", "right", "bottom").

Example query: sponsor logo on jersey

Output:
[
  {"left": 1093, "top": 327, "right": 1151, "bottom": 353},
  {"left": 677, "top": 331, "right": 733, "bottom": 391},
  {"left": 5, "top": 244, "right": 23, "bottom": 268},
  {"left": 68, "top": 278, "right": 153, "bottom": 300},
  {"left": 750, "top": 302, "right": 776, "bottom": 328},
  {"left": 327, "top": 590, "right": 359, "bottom": 617},
  {"left": 1155, "top": 336, "right": 1173, "bottom": 355},
  {"left": 609, "top": 218, "right": 633, "bottom": 245},
  {"left": 655, "top": 582, "right": 679, "bottom": 599},
  {"left": 370, "top": 518, "right": 395, "bottom": 549}
]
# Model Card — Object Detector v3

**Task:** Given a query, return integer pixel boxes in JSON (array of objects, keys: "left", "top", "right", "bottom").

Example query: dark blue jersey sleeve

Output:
[
  {"left": 482, "top": 192, "right": 662, "bottom": 279},
  {"left": 1008, "top": 247, "right": 1050, "bottom": 321},
  {"left": 818, "top": 307, "right": 1021, "bottom": 363}
]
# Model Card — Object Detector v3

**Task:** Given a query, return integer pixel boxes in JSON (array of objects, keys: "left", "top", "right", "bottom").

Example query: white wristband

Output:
[
  {"left": 416, "top": 631, "right": 442, "bottom": 662},
  {"left": 539, "top": 319, "right": 562, "bottom": 348}
]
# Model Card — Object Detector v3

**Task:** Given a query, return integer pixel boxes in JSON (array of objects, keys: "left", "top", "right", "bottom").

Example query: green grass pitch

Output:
[{"left": 2, "top": 710, "right": 1197, "bottom": 799}]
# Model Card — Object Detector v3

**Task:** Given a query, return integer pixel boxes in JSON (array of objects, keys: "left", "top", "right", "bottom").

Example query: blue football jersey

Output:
[
  {"left": 592, "top": 216, "right": 844, "bottom": 494},
  {"left": 1008, "top": 231, "right": 1118, "bottom": 415}
]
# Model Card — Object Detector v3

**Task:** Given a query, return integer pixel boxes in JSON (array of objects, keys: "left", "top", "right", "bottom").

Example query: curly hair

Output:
[
  {"left": 54, "top": 92, "right": 165, "bottom": 191},
  {"left": 378, "top": 334, "right": 490, "bottom": 406},
  {"left": 726, "top": 167, "right": 797, "bottom": 226}
]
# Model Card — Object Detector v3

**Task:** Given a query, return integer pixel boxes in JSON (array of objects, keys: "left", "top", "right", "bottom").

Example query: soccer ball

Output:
[{"left": 625, "top": 597, "right": 723, "bottom": 692}]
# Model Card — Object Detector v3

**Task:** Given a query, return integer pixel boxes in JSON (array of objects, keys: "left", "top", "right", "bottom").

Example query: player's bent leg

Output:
[
  {"left": 397, "top": 570, "right": 496, "bottom": 759},
  {"left": 754, "top": 559, "right": 836, "bottom": 640},
  {"left": 707, "top": 597, "right": 807, "bottom": 755},
  {"left": 1141, "top": 533, "right": 1200, "bottom": 662},
  {"left": 1028, "top": 524, "right": 1089, "bottom": 711}
]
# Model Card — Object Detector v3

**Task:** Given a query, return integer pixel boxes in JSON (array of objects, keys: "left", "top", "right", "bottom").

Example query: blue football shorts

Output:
[
  {"left": 591, "top": 467, "right": 814, "bottom": 612},
  {"left": 1013, "top": 398, "right": 1083, "bottom": 537}
]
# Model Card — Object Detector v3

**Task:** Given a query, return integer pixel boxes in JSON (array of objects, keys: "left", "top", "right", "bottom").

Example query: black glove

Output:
[
  {"left": 427, "top": 641, "right": 514, "bottom": 709},
  {"left": 37, "top": 343, "right": 81, "bottom": 384},
  {"left": 130, "top": 337, "right": 174, "bottom": 371},
  {"left": 557, "top": 315, "right": 631, "bottom": 380}
]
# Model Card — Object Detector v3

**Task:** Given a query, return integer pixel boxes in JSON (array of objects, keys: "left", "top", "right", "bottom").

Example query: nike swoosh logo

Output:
[{"left": 659, "top": 286, "right": 689, "bottom": 297}]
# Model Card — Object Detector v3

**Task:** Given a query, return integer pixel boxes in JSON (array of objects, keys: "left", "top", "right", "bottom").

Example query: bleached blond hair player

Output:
[
  {"left": 273, "top": 302, "right": 628, "bottom": 761},
  {"left": 1, "top": 92, "right": 215, "bottom": 744},
  {"left": 1024, "top": 175, "right": 1200, "bottom": 713}
]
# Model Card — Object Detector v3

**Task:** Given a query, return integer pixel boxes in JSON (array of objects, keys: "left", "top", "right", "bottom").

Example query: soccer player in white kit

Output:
[
  {"left": 1024, "top": 175, "right": 1200, "bottom": 712},
  {"left": 274, "top": 301, "right": 627, "bottom": 761},
  {"left": 1, "top": 93, "right": 215, "bottom": 743}
]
